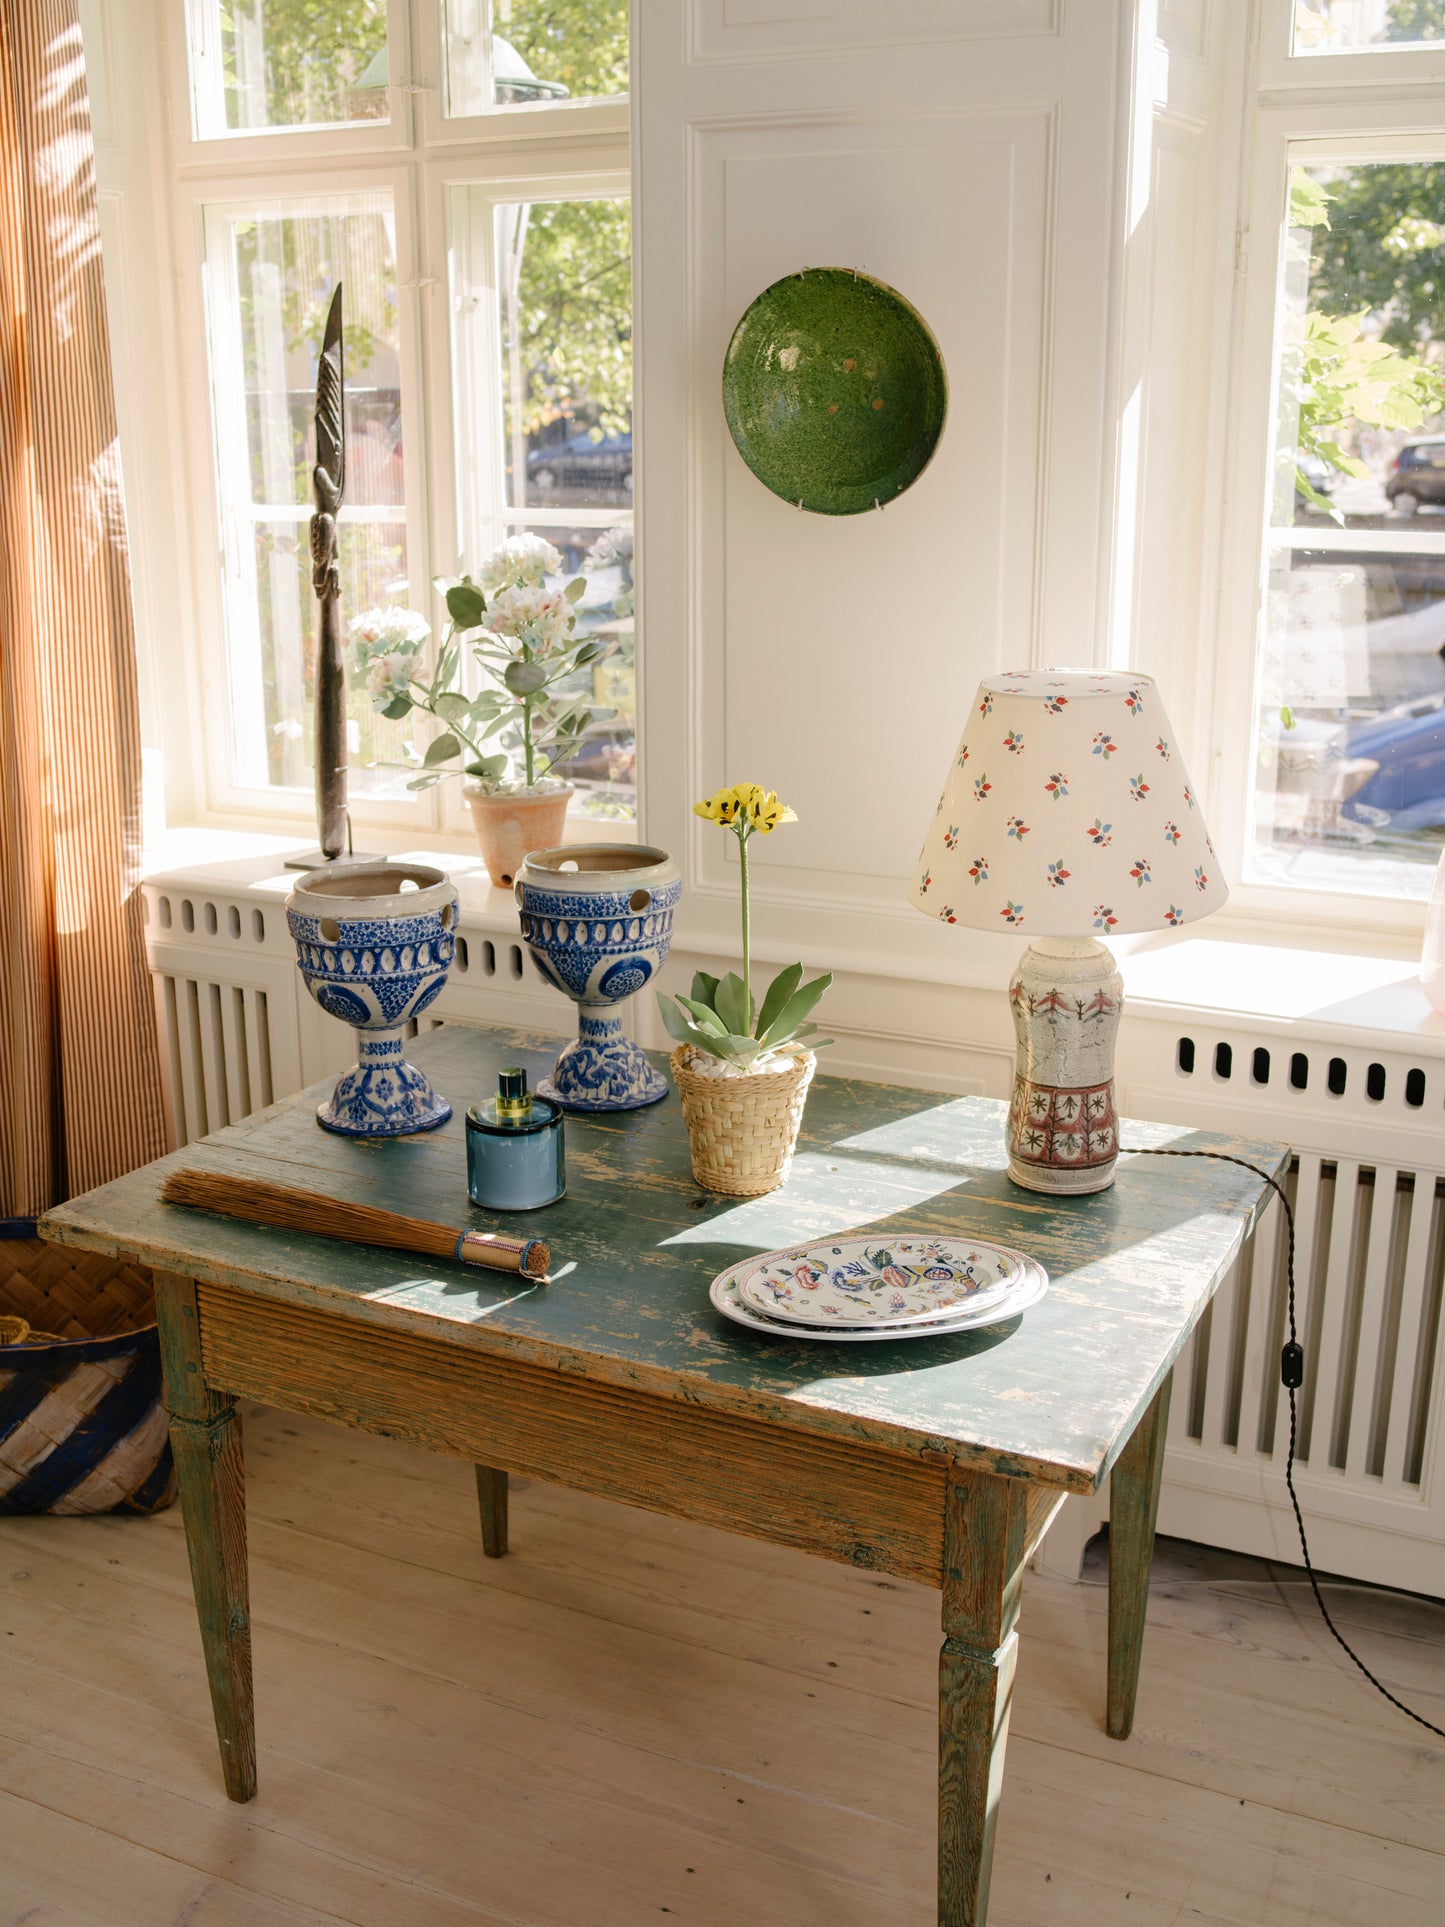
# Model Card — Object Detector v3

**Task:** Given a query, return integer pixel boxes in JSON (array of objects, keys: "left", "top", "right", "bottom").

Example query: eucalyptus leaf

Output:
[
  {"left": 446, "top": 583, "right": 486, "bottom": 627},
  {"left": 756, "top": 963, "right": 804, "bottom": 1039},
  {"left": 406, "top": 773, "right": 442, "bottom": 791},
  {"left": 381, "top": 695, "right": 413, "bottom": 721},
  {"left": 433, "top": 692, "right": 471, "bottom": 726},
  {"left": 504, "top": 660, "right": 548, "bottom": 697},
  {"left": 564, "top": 575, "right": 587, "bottom": 602},
  {"left": 423, "top": 732, "right": 462, "bottom": 767}
]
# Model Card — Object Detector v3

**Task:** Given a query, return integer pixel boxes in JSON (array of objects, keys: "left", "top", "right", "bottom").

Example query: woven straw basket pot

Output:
[
  {"left": 0, "top": 1241, "right": 177, "bottom": 1516},
  {"left": 670, "top": 1048, "right": 816, "bottom": 1197}
]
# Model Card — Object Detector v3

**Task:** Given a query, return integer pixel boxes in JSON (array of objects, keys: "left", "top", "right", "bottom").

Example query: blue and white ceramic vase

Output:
[
  {"left": 516, "top": 844, "right": 681, "bottom": 1111},
  {"left": 286, "top": 862, "right": 460, "bottom": 1136}
]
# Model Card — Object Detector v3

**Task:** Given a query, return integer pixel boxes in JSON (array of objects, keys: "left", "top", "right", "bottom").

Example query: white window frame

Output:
[
  {"left": 158, "top": 0, "right": 633, "bottom": 846},
  {"left": 1208, "top": 1, "right": 1445, "bottom": 938}
]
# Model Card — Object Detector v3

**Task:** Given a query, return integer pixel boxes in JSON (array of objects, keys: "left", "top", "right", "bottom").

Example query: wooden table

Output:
[{"left": 40, "top": 1024, "right": 1285, "bottom": 1927}]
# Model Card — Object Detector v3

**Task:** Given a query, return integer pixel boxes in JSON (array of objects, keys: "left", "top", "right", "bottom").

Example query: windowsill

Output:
[{"left": 139, "top": 826, "right": 1445, "bottom": 1054}]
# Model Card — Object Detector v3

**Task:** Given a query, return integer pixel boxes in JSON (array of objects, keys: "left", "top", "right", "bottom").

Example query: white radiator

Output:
[
  {"left": 1113, "top": 1022, "right": 1445, "bottom": 1598},
  {"left": 140, "top": 875, "right": 1445, "bottom": 1597}
]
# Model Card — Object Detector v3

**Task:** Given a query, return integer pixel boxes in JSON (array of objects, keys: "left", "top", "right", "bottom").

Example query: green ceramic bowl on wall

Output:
[{"left": 721, "top": 268, "right": 948, "bottom": 516}]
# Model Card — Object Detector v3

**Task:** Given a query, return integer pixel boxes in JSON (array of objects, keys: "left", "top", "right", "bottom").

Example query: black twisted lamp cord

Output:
[{"left": 1123, "top": 1143, "right": 1445, "bottom": 1740}]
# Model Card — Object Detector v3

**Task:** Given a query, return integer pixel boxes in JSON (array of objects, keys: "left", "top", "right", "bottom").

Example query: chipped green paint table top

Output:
[{"left": 42, "top": 1024, "right": 1286, "bottom": 1495}]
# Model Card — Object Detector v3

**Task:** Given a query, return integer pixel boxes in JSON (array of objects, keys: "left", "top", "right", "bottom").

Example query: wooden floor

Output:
[{"left": 1, "top": 1409, "right": 1441, "bottom": 1926}]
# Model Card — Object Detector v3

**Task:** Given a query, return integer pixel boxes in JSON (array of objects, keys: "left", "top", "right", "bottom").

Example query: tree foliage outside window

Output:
[
  {"left": 492, "top": 0, "right": 628, "bottom": 100},
  {"left": 218, "top": 0, "right": 388, "bottom": 130},
  {"left": 1282, "top": 168, "right": 1445, "bottom": 518},
  {"left": 506, "top": 198, "right": 632, "bottom": 445}
]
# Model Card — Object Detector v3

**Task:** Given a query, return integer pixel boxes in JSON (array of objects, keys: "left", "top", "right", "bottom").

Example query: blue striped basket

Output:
[{"left": 0, "top": 1241, "right": 177, "bottom": 1515}]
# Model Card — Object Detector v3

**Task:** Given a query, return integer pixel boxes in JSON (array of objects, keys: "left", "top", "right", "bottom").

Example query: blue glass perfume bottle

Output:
[{"left": 465, "top": 1067, "right": 566, "bottom": 1211}]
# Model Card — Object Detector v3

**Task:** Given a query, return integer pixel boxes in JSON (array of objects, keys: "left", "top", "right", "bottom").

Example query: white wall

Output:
[{"left": 632, "top": 0, "right": 1239, "bottom": 1072}]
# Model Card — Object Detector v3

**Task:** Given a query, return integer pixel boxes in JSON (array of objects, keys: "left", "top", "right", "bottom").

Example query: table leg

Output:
[
  {"left": 938, "top": 1467, "right": 1029, "bottom": 1927},
  {"left": 154, "top": 1272, "right": 256, "bottom": 1803},
  {"left": 475, "top": 1464, "right": 509, "bottom": 1557},
  {"left": 1107, "top": 1369, "right": 1173, "bottom": 1741}
]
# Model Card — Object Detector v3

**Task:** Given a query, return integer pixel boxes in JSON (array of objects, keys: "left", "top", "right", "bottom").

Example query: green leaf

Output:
[
  {"left": 1288, "top": 168, "right": 1333, "bottom": 232},
  {"left": 406, "top": 773, "right": 442, "bottom": 791},
  {"left": 1280, "top": 706, "right": 1295, "bottom": 732},
  {"left": 423, "top": 732, "right": 462, "bottom": 767},
  {"left": 714, "top": 972, "right": 751, "bottom": 1036},
  {"left": 759, "top": 972, "right": 833, "bottom": 1050},
  {"left": 433, "top": 692, "right": 471, "bottom": 726},
  {"left": 464, "top": 755, "right": 508, "bottom": 780},
  {"left": 756, "top": 963, "right": 804, "bottom": 1040},
  {"left": 381, "top": 694, "right": 413, "bottom": 721},
  {"left": 676, "top": 995, "right": 728, "bottom": 1035},
  {"left": 446, "top": 583, "right": 486, "bottom": 627},
  {"left": 656, "top": 994, "right": 708, "bottom": 1051},
  {"left": 690, "top": 971, "right": 721, "bottom": 1010},
  {"left": 564, "top": 575, "right": 587, "bottom": 602},
  {"left": 504, "top": 660, "right": 548, "bottom": 697}
]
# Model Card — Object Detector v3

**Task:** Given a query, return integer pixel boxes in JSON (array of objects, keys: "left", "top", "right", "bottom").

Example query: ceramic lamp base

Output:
[
  {"left": 1004, "top": 936, "right": 1123, "bottom": 1195},
  {"left": 317, "top": 1031, "right": 453, "bottom": 1137},
  {"left": 540, "top": 1012, "right": 669, "bottom": 1113}
]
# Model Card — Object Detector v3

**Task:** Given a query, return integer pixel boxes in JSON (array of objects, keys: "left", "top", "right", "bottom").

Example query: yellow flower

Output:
[
  {"left": 752, "top": 789, "right": 797, "bottom": 834},
  {"left": 693, "top": 787, "right": 740, "bottom": 824},
  {"left": 693, "top": 782, "right": 798, "bottom": 833}
]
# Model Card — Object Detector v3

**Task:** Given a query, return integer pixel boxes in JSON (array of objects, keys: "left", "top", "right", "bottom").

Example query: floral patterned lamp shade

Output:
[
  {"left": 910, "top": 669, "right": 1227, "bottom": 1197},
  {"left": 909, "top": 670, "right": 1226, "bottom": 935}
]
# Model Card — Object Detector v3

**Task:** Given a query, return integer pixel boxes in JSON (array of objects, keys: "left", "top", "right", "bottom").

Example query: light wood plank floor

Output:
[{"left": 1, "top": 1407, "right": 1440, "bottom": 1927}]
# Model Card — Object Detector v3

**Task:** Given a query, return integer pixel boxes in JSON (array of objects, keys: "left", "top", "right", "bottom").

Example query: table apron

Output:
[{"left": 195, "top": 1284, "right": 967, "bottom": 1584}]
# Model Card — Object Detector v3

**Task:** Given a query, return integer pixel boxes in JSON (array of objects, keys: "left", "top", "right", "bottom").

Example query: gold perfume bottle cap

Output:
[{"left": 496, "top": 1066, "right": 532, "bottom": 1125}]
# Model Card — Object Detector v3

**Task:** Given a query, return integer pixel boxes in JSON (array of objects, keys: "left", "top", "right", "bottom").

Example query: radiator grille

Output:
[
  {"left": 1122, "top": 1020, "right": 1445, "bottom": 1595},
  {"left": 155, "top": 974, "right": 277, "bottom": 1146}
]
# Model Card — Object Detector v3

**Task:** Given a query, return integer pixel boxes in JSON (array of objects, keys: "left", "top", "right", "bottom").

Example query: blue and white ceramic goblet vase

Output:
[
  {"left": 286, "top": 862, "right": 460, "bottom": 1136},
  {"left": 516, "top": 845, "right": 681, "bottom": 1111}
]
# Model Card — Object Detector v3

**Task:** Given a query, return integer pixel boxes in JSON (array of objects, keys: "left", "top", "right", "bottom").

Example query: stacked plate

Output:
[{"left": 709, "top": 1234, "right": 1047, "bottom": 1344}]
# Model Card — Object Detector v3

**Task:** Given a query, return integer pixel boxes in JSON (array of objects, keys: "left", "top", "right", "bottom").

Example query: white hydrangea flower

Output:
[
  {"left": 479, "top": 532, "right": 564, "bottom": 593},
  {"left": 484, "top": 583, "right": 574, "bottom": 657},
  {"left": 583, "top": 526, "right": 633, "bottom": 571},
  {"left": 349, "top": 605, "right": 431, "bottom": 663},
  {"left": 365, "top": 652, "right": 414, "bottom": 708}
]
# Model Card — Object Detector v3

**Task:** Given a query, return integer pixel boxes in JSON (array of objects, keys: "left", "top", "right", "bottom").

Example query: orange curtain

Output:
[{"left": 0, "top": 0, "right": 165, "bottom": 1217}]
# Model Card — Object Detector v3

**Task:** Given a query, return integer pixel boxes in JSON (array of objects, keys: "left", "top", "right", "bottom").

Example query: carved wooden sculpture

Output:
[{"left": 310, "top": 283, "right": 347, "bottom": 860}]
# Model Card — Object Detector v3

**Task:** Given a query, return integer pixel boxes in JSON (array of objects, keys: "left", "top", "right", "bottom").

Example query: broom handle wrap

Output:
[{"left": 455, "top": 1231, "right": 546, "bottom": 1278}]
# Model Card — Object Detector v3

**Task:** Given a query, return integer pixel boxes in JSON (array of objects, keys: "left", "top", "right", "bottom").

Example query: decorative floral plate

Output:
[
  {"left": 721, "top": 268, "right": 947, "bottom": 515},
  {"left": 734, "top": 1235, "right": 1029, "bottom": 1328},
  {"left": 710, "top": 1257, "right": 1047, "bottom": 1344}
]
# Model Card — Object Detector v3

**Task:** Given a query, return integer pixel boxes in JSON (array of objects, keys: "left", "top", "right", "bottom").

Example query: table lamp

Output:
[{"left": 910, "top": 669, "right": 1228, "bottom": 1194}]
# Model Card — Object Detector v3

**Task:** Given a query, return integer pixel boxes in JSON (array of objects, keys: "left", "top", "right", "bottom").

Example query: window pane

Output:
[
  {"left": 205, "top": 194, "right": 417, "bottom": 800},
  {"left": 498, "top": 197, "right": 632, "bottom": 510},
  {"left": 190, "top": 0, "right": 388, "bottom": 135},
  {"left": 1293, "top": 2, "right": 1445, "bottom": 54},
  {"left": 1249, "top": 159, "right": 1445, "bottom": 898},
  {"left": 446, "top": 0, "right": 628, "bottom": 117}
]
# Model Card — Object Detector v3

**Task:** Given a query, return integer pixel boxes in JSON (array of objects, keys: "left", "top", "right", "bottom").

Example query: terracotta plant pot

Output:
[
  {"left": 671, "top": 1047, "right": 816, "bottom": 1197},
  {"left": 465, "top": 785, "right": 573, "bottom": 889}
]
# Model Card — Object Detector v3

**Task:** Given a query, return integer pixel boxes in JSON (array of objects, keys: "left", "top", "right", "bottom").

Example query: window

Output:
[
  {"left": 1250, "top": 158, "right": 1445, "bottom": 900},
  {"left": 1292, "top": 1, "right": 1445, "bottom": 56},
  {"left": 1237, "top": 10, "right": 1445, "bottom": 909},
  {"left": 177, "top": 3, "right": 634, "bottom": 833},
  {"left": 444, "top": 0, "right": 629, "bottom": 117},
  {"left": 187, "top": 0, "right": 389, "bottom": 136}
]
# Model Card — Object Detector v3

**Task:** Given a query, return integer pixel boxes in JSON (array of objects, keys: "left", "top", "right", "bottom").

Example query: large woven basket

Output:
[
  {"left": 0, "top": 1240, "right": 176, "bottom": 1515},
  {"left": 671, "top": 1047, "right": 816, "bottom": 1197}
]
